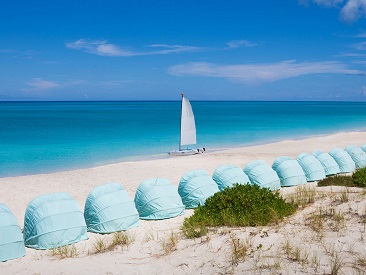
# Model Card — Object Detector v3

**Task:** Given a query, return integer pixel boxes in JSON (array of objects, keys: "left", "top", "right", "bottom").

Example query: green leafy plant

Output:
[
  {"left": 352, "top": 167, "right": 366, "bottom": 187},
  {"left": 317, "top": 175, "right": 355, "bottom": 187},
  {"left": 182, "top": 184, "right": 297, "bottom": 238}
]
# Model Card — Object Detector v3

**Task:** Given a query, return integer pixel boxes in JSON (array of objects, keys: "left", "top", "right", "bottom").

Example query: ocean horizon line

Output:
[{"left": 1, "top": 100, "right": 366, "bottom": 103}]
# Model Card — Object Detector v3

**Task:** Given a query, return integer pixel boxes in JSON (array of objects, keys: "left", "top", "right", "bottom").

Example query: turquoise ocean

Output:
[{"left": 1, "top": 101, "right": 366, "bottom": 177}]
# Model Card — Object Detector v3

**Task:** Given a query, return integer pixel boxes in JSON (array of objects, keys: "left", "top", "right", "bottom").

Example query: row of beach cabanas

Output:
[{"left": 1, "top": 144, "right": 366, "bottom": 262}]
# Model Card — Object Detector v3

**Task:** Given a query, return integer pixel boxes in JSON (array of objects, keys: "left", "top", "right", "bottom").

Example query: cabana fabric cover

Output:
[
  {"left": 0, "top": 204, "right": 25, "bottom": 262},
  {"left": 244, "top": 160, "right": 281, "bottom": 190},
  {"left": 297, "top": 153, "right": 326, "bottom": 182},
  {"left": 24, "top": 192, "right": 88, "bottom": 249},
  {"left": 362, "top": 144, "right": 366, "bottom": 153},
  {"left": 345, "top": 145, "right": 366, "bottom": 169},
  {"left": 134, "top": 178, "right": 185, "bottom": 220},
  {"left": 329, "top": 148, "right": 356, "bottom": 173},
  {"left": 312, "top": 150, "right": 341, "bottom": 176},
  {"left": 179, "top": 169, "right": 220, "bottom": 209},
  {"left": 84, "top": 183, "right": 139, "bottom": 234},
  {"left": 272, "top": 156, "right": 307, "bottom": 187},
  {"left": 212, "top": 164, "right": 250, "bottom": 191}
]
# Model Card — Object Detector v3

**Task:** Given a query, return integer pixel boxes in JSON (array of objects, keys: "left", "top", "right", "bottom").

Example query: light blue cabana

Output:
[
  {"left": 345, "top": 145, "right": 366, "bottom": 169},
  {"left": 134, "top": 178, "right": 185, "bottom": 220},
  {"left": 24, "top": 192, "right": 88, "bottom": 249},
  {"left": 84, "top": 183, "right": 139, "bottom": 234},
  {"left": 312, "top": 150, "right": 340, "bottom": 176},
  {"left": 272, "top": 156, "right": 307, "bottom": 187},
  {"left": 329, "top": 148, "right": 356, "bottom": 173},
  {"left": 212, "top": 164, "right": 250, "bottom": 191},
  {"left": 0, "top": 204, "right": 25, "bottom": 262},
  {"left": 244, "top": 160, "right": 281, "bottom": 190},
  {"left": 178, "top": 169, "right": 220, "bottom": 209},
  {"left": 362, "top": 144, "right": 366, "bottom": 153},
  {"left": 297, "top": 153, "right": 326, "bottom": 182}
]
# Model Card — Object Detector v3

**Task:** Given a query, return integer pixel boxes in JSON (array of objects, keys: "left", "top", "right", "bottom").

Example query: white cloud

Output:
[
  {"left": 301, "top": 0, "right": 366, "bottom": 22},
  {"left": 168, "top": 60, "right": 363, "bottom": 83},
  {"left": 353, "top": 41, "right": 366, "bottom": 50},
  {"left": 23, "top": 78, "right": 59, "bottom": 92},
  {"left": 66, "top": 39, "right": 200, "bottom": 56},
  {"left": 340, "top": 0, "right": 366, "bottom": 22},
  {"left": 226, "top": 40, "right": 257, "bottom": 49}
]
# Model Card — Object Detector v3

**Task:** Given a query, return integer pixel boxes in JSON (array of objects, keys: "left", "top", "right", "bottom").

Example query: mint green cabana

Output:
[
  {"left": 0, "top": 204, "right": 25, "bottom": 262},
  {"left": 272, "top": 156, "right": 307, "bottom": 187},
  {"left": 312, "top": 150, "right": 340, "bottom": 176},
  {"left": 84, "top": 183, "right": 139, "bottom": 234},
  {"left": 134, "top": 178, "right": 185, "bottom": 220},
  {"left": 244, "top": 160, "right": 281, "bottom": 190},
  {"left": 24, "top": 192, "right": 88, "bottom": 250},
  {"left": 362, "top": 144, "right": 366, "bottom": 153},
  {"left": 297, "top": 153, "right": 325, "bottom": 181},
  {"left": 212, "top": 164, "right": 250, "bottom": 191},
  {"left": 329, "top": 148, "right": 356, "bottom": 173},
  {"left": 345, "top": 145, "right": 366, "bottom": 169},
  {"left": 179, "top": 169, "right": 220, "bottom": 209}
]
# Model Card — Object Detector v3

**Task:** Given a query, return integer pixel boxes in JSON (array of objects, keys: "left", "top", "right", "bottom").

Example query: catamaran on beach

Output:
[{"left": 169, "top": 93, "right": 205, "bottom": 156}]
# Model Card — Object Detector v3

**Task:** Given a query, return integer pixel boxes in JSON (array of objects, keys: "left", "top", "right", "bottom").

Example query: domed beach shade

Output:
[
  {"left": 362, "top": 144, "right": 366, "bottom": 153},
  {"left": 272, "top": 156, "right": 307, "bottom": 187},
  {"left": 0, "top": 204, "right": 25, "bottom": 262},
  {"left": 345, "top": 145, "right": 366, "bottom": 169},
  {"left": 24, "top": 192, "right": 88, "bottom": 250},
  {"left": 243, "top": 160, "right": 281, "bottom": 191},
  {"left": 212, "top": 164, "right": 251, "bottom": 191},
  {"left": 134, "top": 178, "right": 185, "bottom": 220},
  {"left": 84, "top": 183, "right": 139, "bottom": 234},
  {"left": 178, "top": 169, "right": 220, "bottom": 209},
  {"left": 329, "top": 148, "right": 356, "bottom": 173},
  {"left": 312, "top": 150, "right": 341, "bottom": 176},
  {"left": 297, "top": 153, "right": 326, "bottom": 182}
]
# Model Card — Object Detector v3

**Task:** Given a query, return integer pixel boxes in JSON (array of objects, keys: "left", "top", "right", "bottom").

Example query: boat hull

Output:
[{"left": 169, "top": 148, "right": 205, "bottom": 156}]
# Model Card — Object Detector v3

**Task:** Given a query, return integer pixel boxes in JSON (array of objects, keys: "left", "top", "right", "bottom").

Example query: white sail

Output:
[{"left": 180, "top": 97, "right": 196, "bottom": 147}]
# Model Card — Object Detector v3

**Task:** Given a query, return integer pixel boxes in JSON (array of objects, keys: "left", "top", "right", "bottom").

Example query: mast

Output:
[{"left": 179, "top": 92, "right": 184, "bottom": 151}]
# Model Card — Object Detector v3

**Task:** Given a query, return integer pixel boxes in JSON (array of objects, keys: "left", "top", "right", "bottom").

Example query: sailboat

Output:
[{"left": 169, "top": 93, "right": 205, "bottom": 156}]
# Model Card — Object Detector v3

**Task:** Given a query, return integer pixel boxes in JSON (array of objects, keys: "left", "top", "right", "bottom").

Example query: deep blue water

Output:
[{"left": 1, "top": 101, "right": 365, "bottom": 177}]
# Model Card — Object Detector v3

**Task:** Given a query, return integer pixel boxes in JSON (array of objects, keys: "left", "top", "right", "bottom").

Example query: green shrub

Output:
[
  {"left": 352, "top": 167, "right": 366, "bottom": 188},
  {"left": 317, "top": 175, "right": 355, "bottom": 187},
  {"left": 182, "top": 184, "right": 297, "bottom": 238}
]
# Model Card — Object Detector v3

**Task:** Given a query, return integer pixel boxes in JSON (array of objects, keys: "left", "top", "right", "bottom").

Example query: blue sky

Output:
[{"left": 1, "top": 0, "right": 366, "bottom": 101}]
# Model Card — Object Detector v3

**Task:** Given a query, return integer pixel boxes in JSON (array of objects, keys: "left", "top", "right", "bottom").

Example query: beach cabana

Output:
[
  {"left": 272, "top": 156, "right": 307, "bottom": 187},
  {"left": 212, "top": 164, "right": 250, "bottom": 191},
  {"left": 297, "top": 153, "right": 325, "bottom": 181},
  {"left": 134, "top": 178, "right": 185, "bottom": 220},
  {"left": 84, "top": 183, "right": 139, "bottom": 234},
  {"left": 345, "top": 145, "right": 366, "bottom": 169},
  {"left": 24, "top": 192, "right": 88, "bottom": 249},
  {"left": 0, "top": 204, "right": 25, "bottom": 262},
  {"left": 243, "top": 160, "right": 281, "bottom": 190},
  {"left": 329, "top": 148, "right": 356, "bottom": 173},
  {"left": 312, "top": 150, "right": 340, "bottom": 176},
  {"left": 178, "top": 169, "right": 220, "bottom": 209},
  {"left": 362, "top": 144, "right": 366, "bottom": 153}
]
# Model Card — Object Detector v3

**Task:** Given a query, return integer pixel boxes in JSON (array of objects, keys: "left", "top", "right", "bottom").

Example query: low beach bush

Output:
[
  {"left": 352, "top": 168, "right": 366, "bottom": 188},
  {"left": 317, "top": 175, "right": 355, "bottom": 187},
  {"left": 182, "top": 184, "right": 297, "bottom": 238}
]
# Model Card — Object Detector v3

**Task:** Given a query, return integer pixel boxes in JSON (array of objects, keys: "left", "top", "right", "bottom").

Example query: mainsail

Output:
[{"left": 180, "top": 96, "right": 196, "bottom": 149}]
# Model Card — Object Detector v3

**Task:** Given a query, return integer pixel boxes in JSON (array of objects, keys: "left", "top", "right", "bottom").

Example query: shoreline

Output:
[
  {"left": 3, "top": 129, "right": 365, "bottom": 179},
  {"left": 1, "top": 131, "right": 365, "bottom": 274}
]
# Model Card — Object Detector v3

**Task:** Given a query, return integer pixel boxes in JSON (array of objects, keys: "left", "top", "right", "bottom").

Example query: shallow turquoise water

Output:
[{"left": 0, "top": 101, "right": 365, "bottom": 177}]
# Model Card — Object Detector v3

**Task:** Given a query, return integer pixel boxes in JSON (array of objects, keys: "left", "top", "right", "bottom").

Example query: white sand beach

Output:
[{"left": 1, "top": 131, "right": 366, "bottom": 274}]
